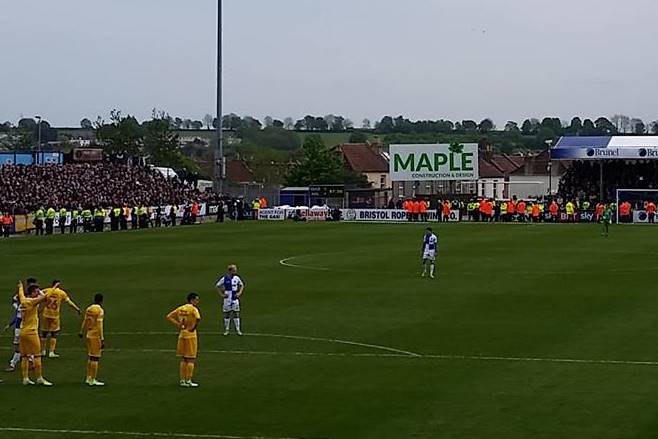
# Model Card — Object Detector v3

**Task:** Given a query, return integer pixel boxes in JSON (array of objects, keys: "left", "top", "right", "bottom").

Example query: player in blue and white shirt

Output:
[
  {"left": 216, "top": 264, "right": 245, "bottom": 336},
  {"left": 4, "top": 294, "right": 22, "bottom": 372},
  {"left": 421, "top": 227, "right": 438, "bottom": 279}
]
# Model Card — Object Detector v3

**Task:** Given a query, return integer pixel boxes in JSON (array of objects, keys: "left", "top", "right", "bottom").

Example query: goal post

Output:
[{"left": 615, "top": 188, "right": 658, "bottom": 224}]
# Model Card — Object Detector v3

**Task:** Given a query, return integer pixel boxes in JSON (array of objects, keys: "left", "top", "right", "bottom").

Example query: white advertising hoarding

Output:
[
  {"left": 258, "top": 209, "right": 286, "bottom": 221},
  {"left": 340, "top": 209, "right": 460, "bottom": 222},
  {"left": 389, "top": 143, "right": 479, "bottom": 181}
]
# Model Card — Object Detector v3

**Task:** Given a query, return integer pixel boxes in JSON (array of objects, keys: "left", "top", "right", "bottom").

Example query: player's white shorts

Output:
[
  {"left": 423, "top": 250, "right": 436, "bottom": 261},
  {"left": 13, "top": 328, "right": 20, "bottom": 344},
  {"left": 223, "top": 298, "right": 240, "bottom": 313}
]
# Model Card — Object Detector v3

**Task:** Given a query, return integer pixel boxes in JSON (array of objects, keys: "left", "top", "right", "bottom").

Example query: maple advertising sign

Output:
[{"left": 389, "top": 143, "right": 479, "bottom": 181}]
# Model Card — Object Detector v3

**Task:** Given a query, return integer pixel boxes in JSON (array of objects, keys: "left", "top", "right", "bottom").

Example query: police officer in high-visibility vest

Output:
[
  {"left": 70, "top": 208, "right": 80, "bottom": 234},
  {"left": 581, "top": 200, "right": 591, "bottom": 221},
  {"left": 469, "top": 201, "right": 477, "bottom": 222},
  {"left": 34, "top": 207, "right": 45, "bottom": 236},
  {"left": 138, "top": 205, "right": 148, "bottom": 229},
  {"left": 131, "top": 206, "right": 138, "bottom": 229},
  {"left": 93, "top": 207, "right": 105, "bottom": 232},
  {"left": 58, "top": 207, "right": 67, "bottom": 234},
  {"left": 566, "top": 200, "right": 576, "bottom": 223},
  {"left": 110, "top": 206, "right": 121, "bottom": 231},
  {"left": 82, "top": 208, "right": 92, "bottom": 232},
  {"left": 500, "top": 199, "right": 508, "bottom": 222},
  {"left": 252, "top": 199, "right": 260, "bottom": 220},
  {"left": 45, "top": 207, "right": 56, "bottom": 235}
]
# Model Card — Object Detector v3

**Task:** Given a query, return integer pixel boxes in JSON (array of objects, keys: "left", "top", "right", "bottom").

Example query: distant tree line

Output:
[
  {"left": 111, "top": 112, "right": 657, "bottom": 139},
  {"left": 0, "top": 118, "right": 58, "bottom": 150},
  {"left": 3, "top": 112, "right": 658, "bottom": 161}
]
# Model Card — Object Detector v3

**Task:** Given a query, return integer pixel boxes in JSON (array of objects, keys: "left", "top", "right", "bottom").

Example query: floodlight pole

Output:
[
  {"left": 545, "top": 139, "right": 553, "bottom": 197},
  {"left": 214, "top": 0, "right": 225, "bottom": 194},
  {"left": 547, "top": 154, "right": 552, "bottom": 197},
  {"left": 35, "top": 115, "right": 42, "bottom": 154}
]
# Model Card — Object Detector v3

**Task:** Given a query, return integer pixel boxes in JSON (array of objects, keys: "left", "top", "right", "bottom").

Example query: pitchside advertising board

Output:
[
  {"left": 340, "top": 209, "right": 460, "bottom": 222},
  {"left": 258, "top": 208, "right": 329, "bottom": 221},
  {"left": 258, "top": 209, "right": 286, "bottom": 221},
  {"left": 389, "top": 144, "right": 479, "bottom": 181}
]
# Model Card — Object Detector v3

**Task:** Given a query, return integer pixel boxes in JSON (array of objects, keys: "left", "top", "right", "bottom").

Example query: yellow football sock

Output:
[
  {"left": 186, "top": 362, "right": 195, "bottom": 381},
  {"left": 49, "top": 338, "right": 57, "bottom": 354},
  {"left": 179, "top": 362, "right": 186, "bottom": 381},
  {"left": 89, "top": 361, "right": 98, "bottom": 380},
  {"left": 21, "top": 357, "right": 29, "bottom": 380},
  {"left": 40, "top": 338, "right": 46, "bottom": 352},
  {"left": 34, "top": 357, "right": 43, "bottom": 377}
]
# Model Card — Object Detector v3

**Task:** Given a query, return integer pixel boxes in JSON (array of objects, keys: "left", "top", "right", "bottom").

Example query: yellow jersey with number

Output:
[
  {"left": 167, "top": 304, "right": 201, "bottom": 339},
  {"left": 18, "top": 284, "right": 44, "bottom": 334},
  {"left": 41, "top": 288, "right": 71, "bottom": 319},
  {"left": 84, "top": 304, "right": 104, "bottom": 340}
]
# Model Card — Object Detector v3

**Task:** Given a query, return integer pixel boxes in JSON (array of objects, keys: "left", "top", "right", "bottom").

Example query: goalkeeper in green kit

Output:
[{"left": 600, "top": 204, "right": 612, "bottom": 237}]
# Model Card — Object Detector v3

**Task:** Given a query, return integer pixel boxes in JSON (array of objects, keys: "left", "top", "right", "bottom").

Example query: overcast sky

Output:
[{"left": 1, "top": 0, "right": 657, "bottom": 127}]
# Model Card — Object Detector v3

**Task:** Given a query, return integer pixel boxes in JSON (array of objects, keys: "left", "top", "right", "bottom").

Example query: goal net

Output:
[{"left": 615, "top": 189, "right": 658, "bottom": 224}]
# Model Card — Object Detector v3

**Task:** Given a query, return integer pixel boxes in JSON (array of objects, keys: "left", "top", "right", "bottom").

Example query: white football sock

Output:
[
  {"left": 233, "top": 318, "right": 241, "bottom": 332},
  {"left": 224, "top": 319, "right": 230, "bottom": 331},
  {"left": 430, "top": 264, "right": 435, "bottom": 276},
  {"left": 10, "top": 352, "right": 21, "bottom": 367}
]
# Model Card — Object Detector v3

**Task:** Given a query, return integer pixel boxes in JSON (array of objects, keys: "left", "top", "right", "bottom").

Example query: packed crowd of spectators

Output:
[
  {"left": 559, "top": 161, "right": 658, "bottom": 201},
  {"left": 0, "top": 163, "right": 208, "bottom": 213}
]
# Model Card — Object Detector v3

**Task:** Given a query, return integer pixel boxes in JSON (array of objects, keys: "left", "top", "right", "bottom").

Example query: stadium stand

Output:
[
  {"left": 558, "top": 161, "right": 658, "bottom": 201},
  {"left": 0, "top": 163, "right": 207, "bottom": 213}
]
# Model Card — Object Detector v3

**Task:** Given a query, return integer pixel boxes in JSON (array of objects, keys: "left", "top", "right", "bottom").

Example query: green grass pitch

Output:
[{"left": 2, "top": 222, "right": 658, "bottom": 439}]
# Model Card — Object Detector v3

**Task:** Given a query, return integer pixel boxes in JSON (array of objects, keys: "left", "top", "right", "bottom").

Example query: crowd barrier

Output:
[
  {"left": 9, "top": 203, "right": 214, "bottom": 234},
  {"left": 6, "top": 207, "right": 657, "bottom": 234}
]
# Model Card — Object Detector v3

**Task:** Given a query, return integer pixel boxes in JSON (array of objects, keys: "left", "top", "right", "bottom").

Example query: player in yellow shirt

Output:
[
  {"left": 166, "top": 293, "right": 201, "bottom": 388},
  {"left": 17, "top": 281, "right": 52, "bottom": 386},
  {"left": 79, "top": 293, "right": 105, "bottom": 386},
  {"left": 40, "top": 280, "right": 81, "bottom": 358}
]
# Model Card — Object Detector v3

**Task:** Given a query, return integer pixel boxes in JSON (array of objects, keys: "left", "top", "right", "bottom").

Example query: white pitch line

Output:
[
  {"left": 0, "top": 331, "right": 420, "bottom": 357},
  {"left": 1, "top": 345, "right": 657, "bottom": 368},
  {"left": 0, "top": 427, "right": 306, "bottom": 439},
  {"left": 114, "top": 331, "right": 421, "bottom": 357},
  {"left": 278, "top": 256, "right": 331, "bottom": 272},
  {"left": 247, "top": 332, "right": 421, "bottom": 357},
  {"left": 4, "top": 330, "right": 658, "bottom": 367},
  {"left": 279, "top": 252, "right": 658, "bottom": 276},
  {"left": 0, "top": 346, "right": 406, "bottom": 359},
  {"left": 420, "top": 353, "right": 658, "bottom": 367}
]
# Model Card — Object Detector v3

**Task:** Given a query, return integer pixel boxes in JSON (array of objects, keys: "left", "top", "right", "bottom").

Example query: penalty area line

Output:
[{"left": 0, "top": 427, "right": 310, "bottom": 439}]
